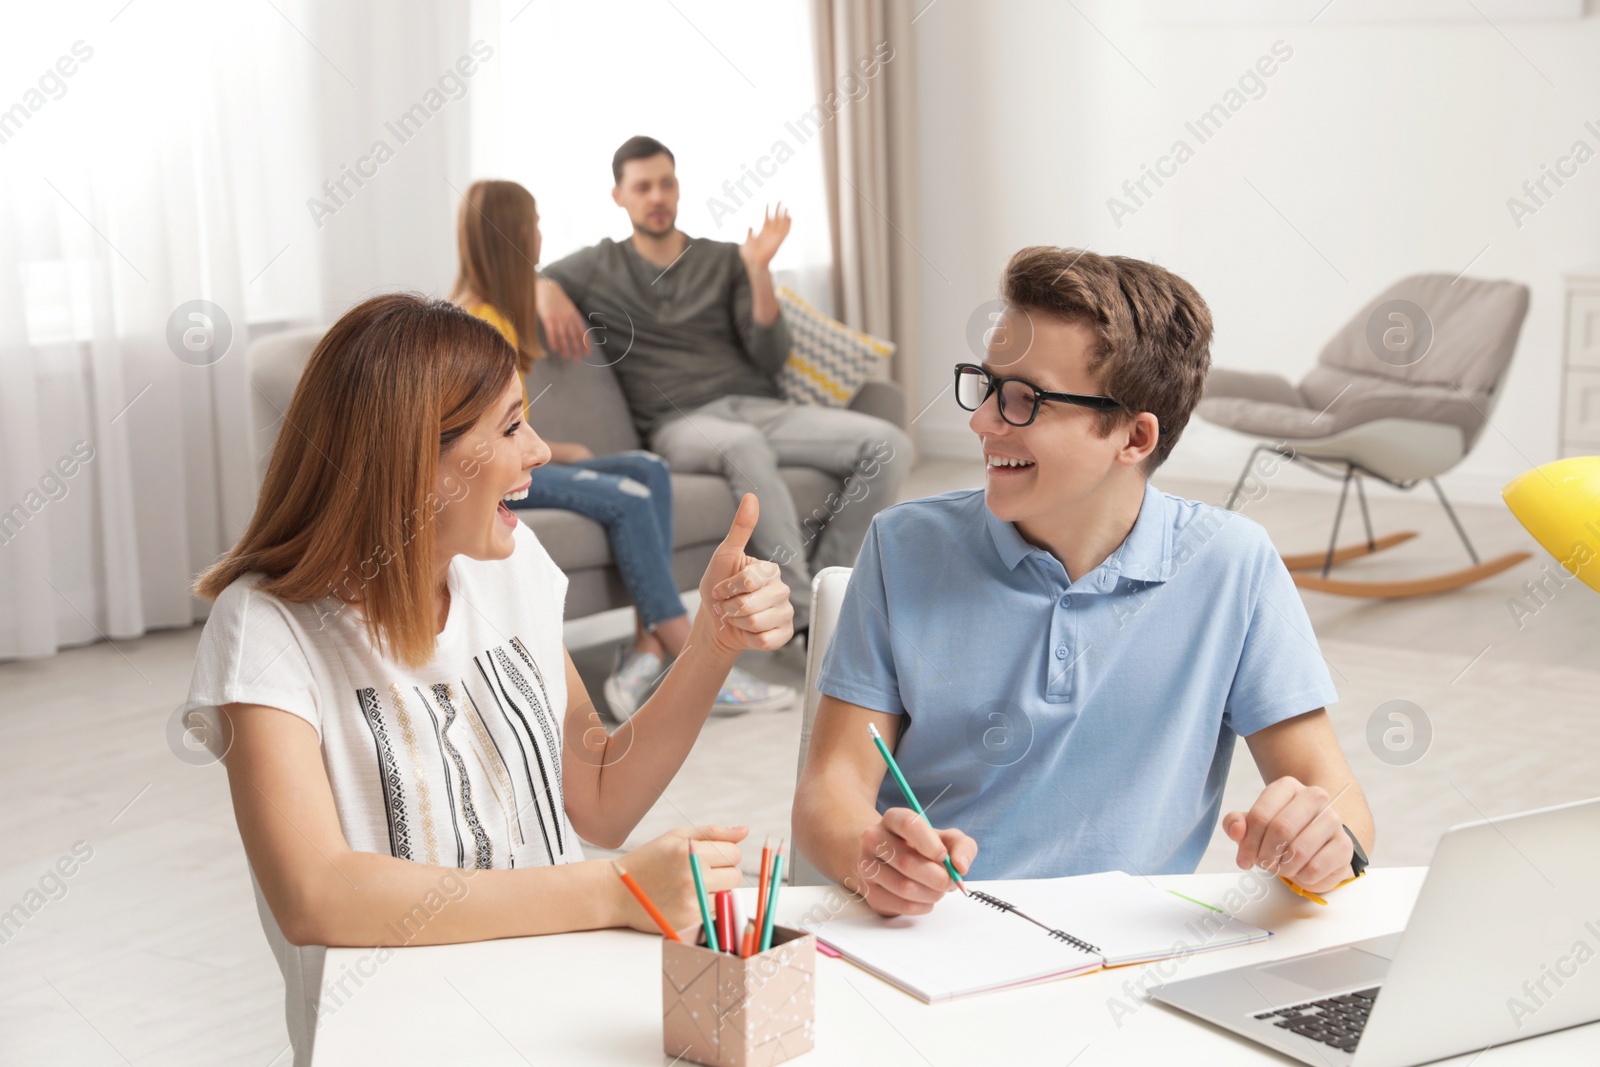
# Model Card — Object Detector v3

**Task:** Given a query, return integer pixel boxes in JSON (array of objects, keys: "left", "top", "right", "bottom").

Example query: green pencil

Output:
[
  {"left": 867, "top": 722, "right": 968, "bottom": 894},
  {"left": 688, "top": 847, "right": 719, "bottom": 953},
  {"left": 758, "top": 842, "right": 785, "bottom": 953},
  {"left": 1167, "top": 888, "right": 1223, "bottom": 913}
]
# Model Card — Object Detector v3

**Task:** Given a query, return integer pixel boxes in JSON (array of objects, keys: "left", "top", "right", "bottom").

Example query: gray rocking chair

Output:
[{"left": 1198, "top": 273, "right": 1531, "bottom": 598}]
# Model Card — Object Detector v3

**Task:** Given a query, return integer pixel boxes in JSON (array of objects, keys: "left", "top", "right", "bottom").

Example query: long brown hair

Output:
[
  {"left": 450, "top": 179, "right": 543, "bottom": 372},
  {"left": 196, "top": 293, "right": 517, "bottom": 667}
]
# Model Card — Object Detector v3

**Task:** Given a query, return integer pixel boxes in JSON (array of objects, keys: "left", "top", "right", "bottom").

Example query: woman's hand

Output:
[
  {"left": 697, "top": 494, "right": 793, "bottom": 657},
  {"left": 613, "top": 825, "right": 747, "bottom": 934},
  {"left": 536, "top": 276, "right": 589, "bottom": 361}
]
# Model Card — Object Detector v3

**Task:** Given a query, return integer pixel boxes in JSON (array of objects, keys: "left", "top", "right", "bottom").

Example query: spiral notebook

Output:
[{"left": 802, "top": 870, "right": 1270, "bottom": 1002}]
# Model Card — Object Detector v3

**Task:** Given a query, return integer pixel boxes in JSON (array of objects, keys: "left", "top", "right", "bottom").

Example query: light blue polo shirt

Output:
[{"left": 816, "top": 483, "right": 1339, "bottom": 880}]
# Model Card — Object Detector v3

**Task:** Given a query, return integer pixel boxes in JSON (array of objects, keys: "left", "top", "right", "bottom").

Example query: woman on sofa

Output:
[
  {"left": 450, "top": 179, "right": 793, "bottom": 717},
  {"left": 188, "top": 292, "right": 791, "bottom": 1065}
]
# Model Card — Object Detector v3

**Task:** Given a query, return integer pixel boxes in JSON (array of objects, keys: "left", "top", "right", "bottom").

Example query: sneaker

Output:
[
  {"left": 603, "top": 649, "right": 664, "bottom": 722},
  {"left": 712, "top": 665, "right": 797, "bottom": 716}
]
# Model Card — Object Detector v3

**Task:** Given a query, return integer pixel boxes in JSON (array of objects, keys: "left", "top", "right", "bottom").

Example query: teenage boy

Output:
[
  {"left": 792, "top": 247, "right": 1374, "bottom": 917},
  {"left": 536, "top": 136, "right": 912, "bottom": 632}
]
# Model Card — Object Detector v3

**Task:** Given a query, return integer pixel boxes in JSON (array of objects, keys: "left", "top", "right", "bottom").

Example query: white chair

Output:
[{"left": 787, "top": 566, "right": 853, "bottom": 887}]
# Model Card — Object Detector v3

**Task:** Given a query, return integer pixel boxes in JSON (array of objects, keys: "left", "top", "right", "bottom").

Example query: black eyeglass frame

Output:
[{"left": 953, "top": 363, "right": 1125, "bottom": 428}]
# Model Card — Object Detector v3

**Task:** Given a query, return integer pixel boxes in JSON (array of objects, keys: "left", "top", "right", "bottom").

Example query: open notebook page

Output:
[
  {"left": 802, "top": 888, "right": 1101, "bottom": 1003},
  {"left": 987, "top": 871, "right": 1270, "bottom": 965}
]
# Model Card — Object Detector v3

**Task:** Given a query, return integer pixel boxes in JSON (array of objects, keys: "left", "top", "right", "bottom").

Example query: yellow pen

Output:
[{"left": 1278, "top": 871, "right": 1364, "bottom": 906}]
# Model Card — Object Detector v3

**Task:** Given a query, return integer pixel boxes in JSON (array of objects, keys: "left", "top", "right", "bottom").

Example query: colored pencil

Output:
[
  {"left": 740, "top": 919, "right": 756, "bottom": 958},
  {"left": 687, "top": 846, "right": 719, "bottom": 953},
  {"left": 755, "top": 836, "right": 774, "bottom": 945},
  {"left": 611, "top": 862, "right": 682, "bottom": 942},
  {"left": 715, "top": 890, "right": 735, "bottom": 954},
  {"left": 758, "top": 841, "right": 786, "bottom": 953},
  {"left": 867, "top": 722, "right": 968, "bottom": 894}
]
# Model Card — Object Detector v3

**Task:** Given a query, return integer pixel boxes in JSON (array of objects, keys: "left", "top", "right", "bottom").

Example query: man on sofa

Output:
[{"left": 536, "top": 135, "right": 912, "bottom": 632}]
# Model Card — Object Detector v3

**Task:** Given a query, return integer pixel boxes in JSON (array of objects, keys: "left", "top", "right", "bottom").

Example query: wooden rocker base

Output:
[
  {"left": 1287, "top": 551, "right": 1531, "bottom": 598},
  {"left": 1279, "top": 531, "right": 1418, "bottom": 572},
  {"left": 1224, "top": 449, "right": 1526, "bottom": 599}
]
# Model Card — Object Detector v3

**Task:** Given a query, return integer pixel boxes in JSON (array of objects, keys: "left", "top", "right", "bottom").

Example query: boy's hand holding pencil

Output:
[
  {"left": 851, "top": 806, "right": 977, "bottom": 918},
  {"left": 849, "top": 722, "right": 977, "bottom": 917}
]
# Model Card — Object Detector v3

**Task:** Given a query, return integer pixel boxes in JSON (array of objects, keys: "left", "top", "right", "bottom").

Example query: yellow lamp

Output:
[{"left": 1501, "top": 456, "right": 1600, "bottom": 594}]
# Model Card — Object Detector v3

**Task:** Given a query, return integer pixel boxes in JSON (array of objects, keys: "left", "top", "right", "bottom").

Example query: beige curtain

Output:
[{"left": 811, "top": 0, "right": 920, "bottom": 398}]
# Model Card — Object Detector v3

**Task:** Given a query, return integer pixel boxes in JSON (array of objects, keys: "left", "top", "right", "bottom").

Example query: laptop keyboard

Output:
[{"left": 1254, "top": 986, "right": 1381, "bottom": 1054}]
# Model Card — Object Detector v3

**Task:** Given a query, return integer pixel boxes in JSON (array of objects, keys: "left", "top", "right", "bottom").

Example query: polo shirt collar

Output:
[
  {"left": 1110, "top": 481, "right": 1176, "bottom": 583},
  {"left": 983, "top": 481, "right": 1176, "bottom": 585},
  {"left": 983, "top": 502, "right": 1037, "bottom": 571}
]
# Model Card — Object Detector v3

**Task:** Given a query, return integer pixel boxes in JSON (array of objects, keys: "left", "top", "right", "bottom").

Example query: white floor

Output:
[{"left": 3, "top": 459, "right": 1597, "bottom": 1066}]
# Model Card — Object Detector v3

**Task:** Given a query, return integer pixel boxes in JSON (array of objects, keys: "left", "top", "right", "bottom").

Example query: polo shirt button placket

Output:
[
  {"left": 1046, "top": 576, "right": 1075, "bottom": 701},
  {"left": 1047, "top": 637, "right": 1075, "bottom": 702}
]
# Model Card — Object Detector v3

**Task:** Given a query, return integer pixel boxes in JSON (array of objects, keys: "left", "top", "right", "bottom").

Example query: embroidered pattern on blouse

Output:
[
  {"left": 510, "top": 635, "right": 561, "bottom": 749},
  {"left": 427, "top": 684, "right": 493, "bottom": 869},
  {"left": 477, "top": 654, "right": 559, "bottom": 863},
  {"left": 449, "top": 681, "right": 524, "bottom": 849},
  {"left": 356, "top": 687, "right": 412, "bottom": 861},
  {"left": 389, "top": 683, "right": 440, "bottom": 865},
  {"left": 509, "top": 635, "right": 578, "bottom": 862},
  {"left": 507, "top": 636, "right": 572, "bottom": 861},
  {"left": 466, "top": 742, "right": 514, "bottom": 868},
  {"left": 416, "top": 685, "right": 465, "bottom": 868},
  {"left": 494, "top": 645, "right": 564, "bottom": 805}
]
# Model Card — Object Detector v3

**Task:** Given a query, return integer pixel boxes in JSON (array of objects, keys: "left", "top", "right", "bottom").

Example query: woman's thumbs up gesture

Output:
[{"left": 696, "top": 493, "right": 793, "bottom": 657}]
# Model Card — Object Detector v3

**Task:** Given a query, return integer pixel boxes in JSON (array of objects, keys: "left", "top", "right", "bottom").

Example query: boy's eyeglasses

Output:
[{"left": 953, "top": 363, "right": 1123, "bottom": 428}]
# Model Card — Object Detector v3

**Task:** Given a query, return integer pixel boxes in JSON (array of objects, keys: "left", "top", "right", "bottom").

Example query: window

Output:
[
  {"left": 470, "top": 0, "right": 833, "bottom": 304},
  {"left": 0, "top": 2, "right": 322, "bottom": 342}
]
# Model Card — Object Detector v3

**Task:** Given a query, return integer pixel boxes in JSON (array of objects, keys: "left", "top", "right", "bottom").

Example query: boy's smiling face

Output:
[{"left": 969, "top": 307, "right": 1156, "bottom": 532}]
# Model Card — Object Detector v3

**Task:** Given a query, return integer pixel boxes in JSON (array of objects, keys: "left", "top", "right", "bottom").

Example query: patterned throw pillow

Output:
[{"left": 777, "top": 286, "right": 895, "bottom": 408}]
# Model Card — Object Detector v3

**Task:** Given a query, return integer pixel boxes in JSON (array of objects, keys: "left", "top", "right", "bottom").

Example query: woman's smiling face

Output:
[{"left": 435, "top": 371, "right": 551, "bottom": 570}]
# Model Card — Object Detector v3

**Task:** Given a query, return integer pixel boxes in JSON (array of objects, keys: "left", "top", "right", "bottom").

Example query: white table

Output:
[{"left": 310, "top": 868, "right": 1600, "bottom": 1064}]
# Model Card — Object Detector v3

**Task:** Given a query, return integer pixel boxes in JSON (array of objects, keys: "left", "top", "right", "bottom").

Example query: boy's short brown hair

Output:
[{"left": 1000, "top": 247, "right": 1212, "bottom": 472}]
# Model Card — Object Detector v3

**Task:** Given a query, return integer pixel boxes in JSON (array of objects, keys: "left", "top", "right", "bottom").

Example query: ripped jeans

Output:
[{"left": 510, "top": 451, "right": 686, "bottom": 631}]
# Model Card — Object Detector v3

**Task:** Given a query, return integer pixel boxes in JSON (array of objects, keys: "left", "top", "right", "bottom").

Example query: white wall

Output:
[{"left": 909, "top": 0, "right": 1600, "bottom": 504}]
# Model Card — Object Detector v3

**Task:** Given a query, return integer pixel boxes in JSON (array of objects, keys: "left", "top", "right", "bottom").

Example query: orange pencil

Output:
[
  {"left": 755, "top": 836, "right": 774, "bottom": 941},
  {"left": 740, "top": 919, "right": 756, "bottom": 958},
  {"left": 612, "top": 862, "right": 682, "bottom": 942}
]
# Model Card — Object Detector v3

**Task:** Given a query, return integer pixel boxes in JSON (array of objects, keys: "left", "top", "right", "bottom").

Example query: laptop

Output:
[{"left": 1152, "top": 796, "right": 1600, "bottom": 1066}]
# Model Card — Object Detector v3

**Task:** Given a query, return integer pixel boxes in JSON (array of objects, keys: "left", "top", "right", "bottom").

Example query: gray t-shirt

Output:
[{"left": 542, "top": 235, "right": 792, "bottom": 439}]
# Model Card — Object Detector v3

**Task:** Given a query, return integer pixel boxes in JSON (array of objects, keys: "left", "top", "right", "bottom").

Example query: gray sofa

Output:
[{"left": 247, "top": 327, "right": 905, "bottom": 620}]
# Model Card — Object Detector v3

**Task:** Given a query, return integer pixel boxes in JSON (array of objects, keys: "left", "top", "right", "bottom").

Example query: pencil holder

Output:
[{"left": 662, "top": 924, "right": 816, "bottom": 1067}]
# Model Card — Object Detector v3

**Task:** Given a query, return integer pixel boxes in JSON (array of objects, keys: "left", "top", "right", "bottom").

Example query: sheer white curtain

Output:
[
  {"left": 812, "top": 0, "right": 920, "bottom": 393},
  {"left": 470, "top": 0, "right": 835, "bottom": 307},
  {"left": 0, "top": 2, "right": 325, "bottom": 659}
]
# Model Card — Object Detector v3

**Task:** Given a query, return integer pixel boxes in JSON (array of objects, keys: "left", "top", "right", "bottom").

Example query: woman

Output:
[
  {"left": 187, "top": 294, "right": 791, "bottom": 1066},
  {"left": 450, "top": 179, "right": 793, "bottom": 718}
]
